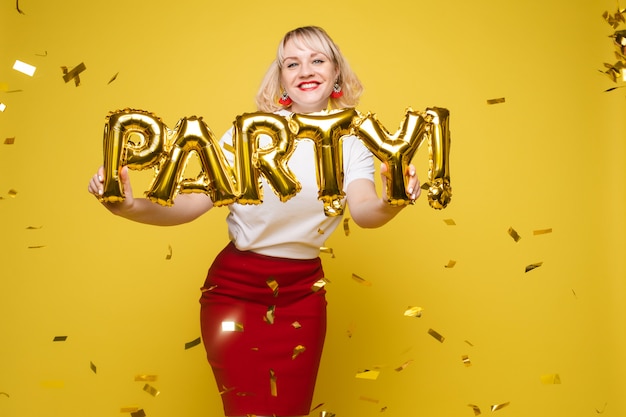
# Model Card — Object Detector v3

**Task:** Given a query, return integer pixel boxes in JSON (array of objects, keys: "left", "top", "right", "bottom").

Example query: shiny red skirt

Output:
[{"left": 199, "top": 243, "right": 327, "bottom": 416}]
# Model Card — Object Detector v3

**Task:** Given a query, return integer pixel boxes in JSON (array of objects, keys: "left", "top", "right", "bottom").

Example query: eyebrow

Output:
[{"left": 282, "top": 52, "right": 328, "bottom": 62}]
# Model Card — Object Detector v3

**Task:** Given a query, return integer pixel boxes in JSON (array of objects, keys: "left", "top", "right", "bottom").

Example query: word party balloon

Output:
[{"left": 100, "top": 107, "right": 451, "bottom": 216}]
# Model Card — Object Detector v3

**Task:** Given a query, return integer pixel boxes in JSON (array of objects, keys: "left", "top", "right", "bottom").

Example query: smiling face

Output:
[{"left": 280, "top": 38, "right": 339, "bottom": 114}]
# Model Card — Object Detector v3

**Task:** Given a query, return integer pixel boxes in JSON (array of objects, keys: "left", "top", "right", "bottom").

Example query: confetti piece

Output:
[
  {"left": 16, "top": 0, "right": 25, "bottom": 14},
  {"left": 13, "top": 60, "right": 36, "bottom": 76},
  {"left": 292, "top": 345, "right": 306, "bottom": 359},
  {"left": 292, "top": 321, "right": 301, "bottom": 329},
  {"left": 427, "top": 328, "right": 445, "bottom": 343},
  {"left": 108, "top": 72, "right": 119, "bottom": 84},
  {"left": 4, "top": 137, "right": 15, "bottom": 144},
  {"left": 540, "top": 373, "right": 561, "bottom": 384},
  {"left": 143, "top": 383, "right": 160, "bottom": 397},
  {"left": 467, "top": 404, "right": 481, "bottom": 416},
  {"left": 130, "top": 410, "right": 146, "bottom": 417},
  {"left": 320, "top": 411, "right": 336, "bottom": 417},
  {"left": 533, "top": 228, "right": 552, "bottom": 235},
  {"left": 26, "top": 226, "right": 42, "bottom": 229},
  {"left": 8, "top": 189, "right": 18, "bottom": 198},
  {"left": 525, "top": 262, "right": 543, "bottom": 273},
  {"left": 120, "top": 407, "right": 140, "bottom": 413},
  {"left": 355, "top": 369, "right": 380, "bottom": 380},
  {"left": 320, "top": 246, "right": 335, "bottom": 258},
  {"left": 508, "top": 227, "right": 521, "bottom": 242},
  {"left": 443, "top": 218, "right": 456, "bottom": 225},
  {"left": 0, "top": 392, "right": 9, "bottom": 398},
  {"left": 90, "top": 361, "right": 97, "bottom": 374},
  {"left": 444, "top": 260, "right": 456, "bottom": 268},
  {"left": 311, "top": 278, "right": 327, "bottom": 292},
  {"left": 35, "top": 51, "right": 47, "bottom": 57},
  {"left": 270, "top": 369, "right": 278, "bottom": 397},
  {"left": 461, "top": 355, "right": 472, "bottom": 367},
  {"left": 572, "top": 289, "right": 577, "bottom": 298},
  {"left": 61, "top": 62, "right": 86, "bottom": 86},
  {"left": 264, "top": 305, "right": 276, "bottom": 324},
  {"left": 317, "top": 228, "right": 325, "bottom": 234},
  {"left": 40, "top": 380, "right": 64, "bottom": 388},
  {"left": 134, "top": 375, "right": 158, "bottom": 382},
  {"left": 490, "top": 402, "right": 510, "bottom": 412},
  {"left": 27, "top": 245, "right": 46, "bottom": 249},
  {"left": 309, "top": 403, "right": 324, "bottom": 412},
  {"left": 266, "top": 278, "right": 279, "bottom": 297},
  {"left": 165, "top": 245, "right": 172, "bottom": 260},
  {"left": 595, "top": 402, "right": 608, "bottom": 413},
  {"left": 185, "top": 337, "right": 201, "bottom": 350},
  {"left": 403, "top": 306, "right": 423, "bottom": 318},
  {"left": 352, "top": 273, "right": 372, "bottom": 286},
  {"left": 221, "top": 321, "right": 244, "bottom": 332},
  {"left": 394, "top": 360, "right": 413, "bottom": 371},
  {"left": 219, "top": 385, "right": 235, "bottom": 395},
  {"left": 359, "top": 396, "right": 379, "bottom": 403},
  {"left": 465, "top": 340, "right": 474, "bottom": 347},
  {"left": 0, "top": 103, "right": 6, "bottom": 112},
  {"left": 53, "top": 336, "right": 68, "bottom": 342},
  {"left": 200, "top": 285, "right": 217, "bottom": 292},
  {"left": 487, "top": 97, "right": 505, "bottom": 105},
  {"left": 343, "top": 218, "right": 350, "bottom": 236}
]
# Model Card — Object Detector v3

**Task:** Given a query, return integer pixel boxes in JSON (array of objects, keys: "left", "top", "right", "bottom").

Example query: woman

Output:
[{"left": 88, "top": 26, "right": 420, "bottom": 417}]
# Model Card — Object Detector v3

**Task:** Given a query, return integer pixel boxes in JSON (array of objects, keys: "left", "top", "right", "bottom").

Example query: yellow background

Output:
[{"left": 1, "top": 1, "right": 625, "bottom": 416}]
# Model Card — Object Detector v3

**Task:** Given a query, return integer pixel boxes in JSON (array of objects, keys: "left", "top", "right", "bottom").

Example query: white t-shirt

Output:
[{"left": 221, "top": 110, "right": 375, "bottom": 259}]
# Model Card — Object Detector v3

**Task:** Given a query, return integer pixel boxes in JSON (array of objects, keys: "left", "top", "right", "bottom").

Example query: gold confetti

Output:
[
  {"left": 320, "top": 412, "right": 336, "bottom": 417},
  {"left": 40, "top": 380, "right": 64, "bottom": 388},
  {"left": 165, "top": 244, "right": 172, "bottom": 260},
  {"left": 292, "top": 345, "right": 306, "bottom": 359},
  {"left": 108, "top": 72, "right": 119, "bottom": 84},
  {"left": 427, "top": 328, "right": 445, "bottom": 343},
  {"left": 142, "top": 383, "right": 160, "bottom": 397},
  {"left": 185, "top": 337, "right": 201, "bottom": 350},
  {"left": 508, "top": 227, "right": 521, "bottom": 242},
  {"left": 461, "top": 355, "right": 472, "bottom": 367},
  {"left": 394, "top": 360, "right": 413, "bottom": 372},
  {"left": 130, "top": 410, "right": 146, "bottom": 417},
  {"left": 533, "top": 228, "right": 552, "bottom": 235},
  {"left": 467, "top": 404, "right": 481, "bottom": 416},
  {"left": 4, "top": 137, "right": 15, "bottom": 145},
  {"left": 16, "top": 0, "right": 25, "bottom": 14},
  {"left": 270, "top": 369, "right": 278, "bottom": 397},
  {"left": 309, "top": 403, "right": 324, "bottom": 413},
  {"left": 595, "top": 402, "right": 608, "bottom": 413},
  {"left": 355, "top": 369, "right": 380, "bottom": 380},
  {"left": 317, "top": 228, "right": 325, "bottom": 234},
  {"left": 292, "top": 321, "right": 301, "bottom": 329},
  {"left": 311, "top": 278, "right": 328, "bottom": 292},
  {"left": 61, "top": 62, "right": 86, "bottom": 86},
  {"left": 490, "top": 402, "right": 510, "bottom": 412},
  {"left": 403, "top": 306, "right": 423, "bottom": 318},
  {"left": 359, "top": 396, "right": 379, "bottom": 403},
  {"left": 90, "top": 361, "right": 97, "bottom": 374},
  {"left": 540, "top": 373, "right": 561, "bottom": 384},
  {"left": 380, "top": 406, "right": 388, "bottom": 412},
  {"left": 120, "top": 407, "right": 140, "bottom": 413},
  {"left": 264, "top": 305, "right": 276, "bottom": 324},
  {"left": 347, "top": 321, "right": 356, "bottom": 338},
  {"left": 320, "top": 246, "right": 335, "bottom": 258},
  {"left": 487, "top": 97, "right": 506, "bottom": 105},
  {"left": 26, "top": 226, "right": 42, "bottom": 229},
  {"left": 343, "top": 218, "right": 350, "bottom": 236},
  {"left": 266, "top": 278, "right": 279, "bottom": 297},
  {"left": 443, "top": 218, "right": 456, "bottom": 225},
  {"left": 13, "top": 60, "right": 36, "bottom": 76},
  {"left": 0, "top": 103, "right": 6, "bottom": 112},
  {"left": 34, "top": 50, "right": 47, "bottom": 57},
  {"left": 525, "top": 262, "right": 543, "bottom": 273},
  {"left": 8, "top": 189, "right": 17, "bottom": 197},
  {"left": 53, "top": 336, "right": 67, "bottom": 342},
  {"left": 219, "top": 385, "right": 236, "bottom": 395},
  {"left": 352, "top": 273, "right": 372, "bottom": 286},
  {"left": 465, "top": 340, "right": 474, "bottom": 347},
  {"left": 134, "top": 375, "right": 158, "bottom": 382},
  {"left": 0, "top": 392, "right": 9, "bottom": 398},
  {"left": 27, "top": 245, "right": 46, "bottom": 249},
  {"left": 200, "top": 285, "right": 218, "bottom": 292},
  {"left": 444, "top": 260, "right": 456, "bottom": 268},
  {"left": 221, "top": 321, "right": 244, "bottom": 332}
]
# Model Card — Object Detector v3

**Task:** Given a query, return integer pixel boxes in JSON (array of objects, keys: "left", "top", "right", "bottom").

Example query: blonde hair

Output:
[{"left": 255, "top": 26, "right": 363, "bottom": 112}]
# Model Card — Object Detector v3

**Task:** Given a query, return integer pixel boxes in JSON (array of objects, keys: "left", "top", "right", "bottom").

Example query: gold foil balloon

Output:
[
  {"left": 147, "top": 116, "right": 237, "bottom": 207},
  {"left": 352, "top": 108, "right": 430, "bottom": 206},
  {"left": 291, "top": 109, "right": 357, "bottom": 216},
  {"left": 101, "top": 109, "right": 166, "bottom": 202},
  {"left": 232, "top": 113, "right": 301, "bottom": 204},
  {"left": 425, "top": 107, "right": 452, "bottom": 209}
]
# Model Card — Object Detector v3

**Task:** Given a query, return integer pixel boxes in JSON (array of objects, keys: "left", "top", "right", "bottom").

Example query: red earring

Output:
[
  {"left": 278, "top": 91, "right": 292, "bottom": 106},
  {"left": 330, "top": 82, "right": 343, "bottom": 98}
]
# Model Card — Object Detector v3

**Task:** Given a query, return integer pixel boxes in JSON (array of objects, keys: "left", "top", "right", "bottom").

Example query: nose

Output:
[{"left": 298, "top": 62, "right": 314, "bottom": 77}]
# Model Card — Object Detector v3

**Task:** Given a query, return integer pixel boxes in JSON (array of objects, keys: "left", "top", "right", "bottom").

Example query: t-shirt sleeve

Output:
[{"left": 342, "top": 135, "right": 375, "bottom": 190}]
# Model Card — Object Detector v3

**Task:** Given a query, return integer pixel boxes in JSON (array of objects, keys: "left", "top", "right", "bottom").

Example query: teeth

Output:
[{"left": 300, "top": 82, "right": 318, "bottom": 88}]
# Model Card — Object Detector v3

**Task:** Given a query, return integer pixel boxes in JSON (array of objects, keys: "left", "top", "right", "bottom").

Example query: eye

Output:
[
  {"left": 285, "top": 61, "right": 298, "bottom": 69},
  {"left": 313, "top": 59, "right": 325, "bottom": 64}
]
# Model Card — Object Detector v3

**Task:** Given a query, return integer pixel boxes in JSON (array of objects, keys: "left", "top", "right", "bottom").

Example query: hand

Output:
[
  {"left": 87, "top": 166, "right": 135, "bottom": 215},
  {"left": 380, "top": 163, "right": 421, "bottom": 203}
]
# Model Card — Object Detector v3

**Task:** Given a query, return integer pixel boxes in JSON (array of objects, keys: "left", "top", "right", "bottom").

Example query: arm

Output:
[
  {"left": 88, "top": 166, "right": 214, "bottom": 226},
  {"left": 346, "top": 163, "right": 420, "bottom": 229}
]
